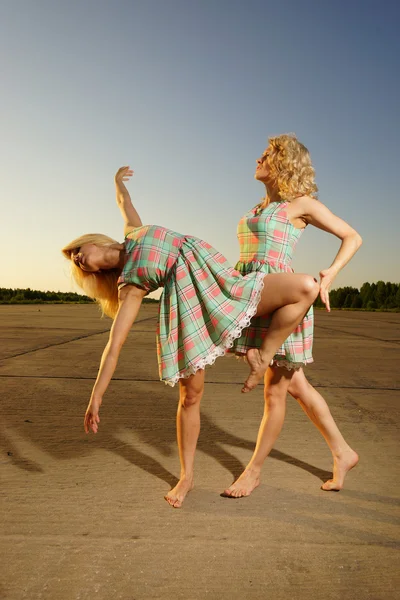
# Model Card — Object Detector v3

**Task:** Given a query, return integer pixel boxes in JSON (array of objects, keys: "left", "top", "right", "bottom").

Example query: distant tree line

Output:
[
  {"left": 0, "top": 287, "right": 94, "bottom": 304},
  {"left": 314, "top": 281, "right": 400, "bottom": 311},
  {"left": 0, "top": 287, "right": 159, "bottom": 304}
]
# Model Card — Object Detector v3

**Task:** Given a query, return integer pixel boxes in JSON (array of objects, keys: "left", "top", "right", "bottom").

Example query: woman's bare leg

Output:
[
  {"left": 164, "top": 369, "right": 205, "bottom": 508},
  {"left": 224, "top": 367, "right": 292, "bottom": 497},
  {"left": 288, "top": 369, "right": 359, "bottom": 490},
  {"left": 243, "top": 273, "right": 319, "bottom": 392}
]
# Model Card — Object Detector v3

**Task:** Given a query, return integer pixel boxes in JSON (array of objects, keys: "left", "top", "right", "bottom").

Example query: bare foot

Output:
[
  {"left": 222, "top": 468, "right": 261, "bottom": 498},
  {"left": 164, "top": 478, "right": 194, "bottom": 508},
  {"left": 242, "top": 349, "right": 270, "bottom": 393},
  {"left": 321, "top": 449, "right": 359, "bottom": 491}
]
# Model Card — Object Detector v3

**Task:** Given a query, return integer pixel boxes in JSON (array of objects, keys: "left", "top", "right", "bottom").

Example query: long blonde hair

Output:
[
  {"left": 265, "top": 133, "right": 318, "bottom": 201},
  {"left": 61, "top": 233, "right": 121, "bottom": 318}
]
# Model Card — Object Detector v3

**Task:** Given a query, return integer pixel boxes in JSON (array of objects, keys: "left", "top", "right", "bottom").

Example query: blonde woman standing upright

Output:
[{"left": 224, "top": 134, "right": 361, "bottom": 498}]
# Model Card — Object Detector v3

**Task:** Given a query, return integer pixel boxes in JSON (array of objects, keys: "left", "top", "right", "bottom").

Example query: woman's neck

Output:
[
  {"left": 116, "top": 244, "right": 126, "bottom": 270},
  {"left": 261, "top": 184, "right": 282, "bottom": 206},
  {"left": 104, "top": 244, "right": 125, "bottom": 270}
]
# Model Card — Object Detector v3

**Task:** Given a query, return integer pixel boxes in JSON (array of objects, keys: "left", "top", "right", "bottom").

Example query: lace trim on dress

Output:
[
  {"left": 272, "top": 359, "right": 306, "bottom": 371},
  {"left": 236, "top": 258, "right": 291, "bottom": 267},
  {"left": 164, "top": 272, "right": 266, "bottom": 387},
  {"left": 234, "top": 355, "right": 313, "bottom": 370}
]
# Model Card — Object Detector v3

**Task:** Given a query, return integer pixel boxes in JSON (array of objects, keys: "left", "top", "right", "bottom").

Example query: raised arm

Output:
[
  {"left": 84, "top": 284, "right": 147, "bottom": 434},
  {"left": 115, "top": 166, "right": 143, "bottom": 235},
  {"left": 294, "top": 196, "right": 363, "bottom": 311}
]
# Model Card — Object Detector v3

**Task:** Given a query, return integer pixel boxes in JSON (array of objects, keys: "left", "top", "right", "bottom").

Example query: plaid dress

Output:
[
  {"left": 230, "top": 202, "right": 314, "bottom": 369},
  {"left": 118, "top": 225, "right": 265, "bottom": 386}
]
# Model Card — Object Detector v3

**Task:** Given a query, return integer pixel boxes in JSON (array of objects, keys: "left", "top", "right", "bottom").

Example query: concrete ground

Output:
[{"left": 1, "top": 304, "right": 399, "bottom": 600}]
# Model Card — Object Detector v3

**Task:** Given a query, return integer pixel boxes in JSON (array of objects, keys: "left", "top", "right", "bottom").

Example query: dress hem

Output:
[
  {"left": 232, "top": 353, "right": 313, "bottom": 371},
  {"left": 272, "top": 358, "right": 314, "bottom": 371}
]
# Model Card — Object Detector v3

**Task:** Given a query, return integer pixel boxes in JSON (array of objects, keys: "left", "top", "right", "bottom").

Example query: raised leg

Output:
[
  {"left": 223, "top": 366, "right": 292, "bottom": 498},
  {"left": 164, "top": 369, "right": 205, "bottom": 508},
  {"left": 288, "top": 369, "right": 359, "bottom": 490},
  {"left": 243, "top": 273, "right": 319, "bottom": 392}
]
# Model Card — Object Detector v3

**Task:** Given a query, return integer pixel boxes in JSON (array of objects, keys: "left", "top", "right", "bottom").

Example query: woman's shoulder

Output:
[{"left": 287, "top": 195, "right": 319, "bottom": 215}]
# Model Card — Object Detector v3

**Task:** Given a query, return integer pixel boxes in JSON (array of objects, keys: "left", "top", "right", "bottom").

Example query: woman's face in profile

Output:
[
  {"left": 71, "top": 244, "right": 105, "bottom": 272},
  {"left": 255, "top": 148, "right": 271, "bottom": 183}
]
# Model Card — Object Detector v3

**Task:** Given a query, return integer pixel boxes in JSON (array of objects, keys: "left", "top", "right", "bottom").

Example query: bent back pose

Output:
[
  {"left": 62, "top": 167, "right": 319, "bottom": 507},
  {"left": 223, "top": 134, "right": 361, "bottom": 497}
]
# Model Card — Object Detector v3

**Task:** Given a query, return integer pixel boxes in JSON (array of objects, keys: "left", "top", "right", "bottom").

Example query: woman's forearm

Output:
[
  {"left": 92, "top": 342, "right": 120, "bottom": 398},
  {"left": 91, "top": 288, "right": 145, "bottom": 399},
  {"left": 328, "top": 232, "right": 363, "bottom": 275},
  {"left": 115, "top": 178, "right": 142, "bottom": 229}
]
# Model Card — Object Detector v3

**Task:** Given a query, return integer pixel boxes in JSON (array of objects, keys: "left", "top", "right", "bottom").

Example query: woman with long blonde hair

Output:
[
  {"left": 223, "top": 134, "right": 361, "bottom": 498},
  {"left": 62, "top": 166, "right": 319, "bottom": 507}
]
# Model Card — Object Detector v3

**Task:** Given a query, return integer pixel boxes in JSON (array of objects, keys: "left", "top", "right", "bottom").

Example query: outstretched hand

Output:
[
  {"left": 84, "top": 396, "right": 102, "bottom": 434},
  {"left": 319, "top": 268, "right": 337, "bottom": 312},
  {"left": 115, "top": 166, "right": 134, "bottom": 184}
]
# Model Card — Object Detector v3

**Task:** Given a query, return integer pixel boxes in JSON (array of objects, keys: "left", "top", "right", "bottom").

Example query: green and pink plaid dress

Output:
[
  {"left": 118, "top": 225, "right": 265, "bottom": 386},
  {"left": 230, "top": 202, "right": 314, "bottom": 369}
]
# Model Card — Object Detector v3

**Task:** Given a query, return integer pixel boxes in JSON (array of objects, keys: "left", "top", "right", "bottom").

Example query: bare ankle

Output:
[
  {"left": 179, "top": 473, "right": 194, "bottom": 483},
  {"left": 258, "top": 351, "right": 271, "bottom": 365},
  {"left": 332, "top": 445, "right": 353, "bottom": 459},
  {"left": 246, "top": 465, "right": 262, "bottom": 475}
]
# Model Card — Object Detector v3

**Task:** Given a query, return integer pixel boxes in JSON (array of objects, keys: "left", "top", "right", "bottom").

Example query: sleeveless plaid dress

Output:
[
  {"left": 118, "top": 225, "right": 265, "bottom": 386},
  {"left": 230, "top": 202, "right": 314, "bottom": 369}
]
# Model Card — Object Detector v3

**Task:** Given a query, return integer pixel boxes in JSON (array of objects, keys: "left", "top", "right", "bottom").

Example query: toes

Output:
[
  {"left": 165, "top": 494, "right": 183, "bottom": 508},
  {"left": 321, "top": 481, "right": 341, "bottom": 492},
  {"left": 221, "top": 487, "right": 240, "bottom": 498},
  {"left": 165, "top": 481, "right": 193, "bottom": 507},
  {"left": 222, "top": 478, "right": 259, "bottom": 497},
  {"left": 321, "top": 480, "right": 332, "bottom": 490},
  {"left": 233, "top": 490, "right": 246, "bottom": 498},
  {"left": 223, "top": 488, "right": 245, "bottom": 498}
]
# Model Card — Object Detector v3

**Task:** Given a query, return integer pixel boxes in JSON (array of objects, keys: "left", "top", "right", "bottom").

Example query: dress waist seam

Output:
[{"left": 237, "top": 258, "right": 292, "bottom": 267}]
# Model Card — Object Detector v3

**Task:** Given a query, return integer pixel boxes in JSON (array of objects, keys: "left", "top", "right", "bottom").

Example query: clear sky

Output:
[{"left": 1, "top": 0, "right": 399, "bottom": 294}]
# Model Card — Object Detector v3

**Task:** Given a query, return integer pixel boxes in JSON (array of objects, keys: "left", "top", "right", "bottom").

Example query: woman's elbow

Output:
[
  {"left": 354, "top": 232, "right": 363, "bottom": 248},
  {"left": 345, "top": 230, "right": 362, "bottom": 248}
]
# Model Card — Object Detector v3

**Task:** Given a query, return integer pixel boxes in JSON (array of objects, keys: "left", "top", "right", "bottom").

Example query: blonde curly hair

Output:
[
  {"left": 264, "top": 133, "right": 318, "bottom": 201},
  {"left": 62, "top": 233, "right": 121, "bottom": 318}
]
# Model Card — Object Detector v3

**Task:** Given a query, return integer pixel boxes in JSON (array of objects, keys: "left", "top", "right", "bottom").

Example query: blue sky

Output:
[{"left": 1, "top": 0, "right": 399, "bottom": 293}]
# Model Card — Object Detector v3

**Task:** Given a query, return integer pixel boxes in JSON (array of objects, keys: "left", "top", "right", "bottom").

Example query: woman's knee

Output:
[
  {"left": 288, "top": 377, "right": 308, "bottom": 399},
  {"left": 180, "top": 389, "right": 202, "bottom": 408},
  {"left": 264, "top": 367, "right": 291, "bottom": 406},
  {"left": 301, "top": 275, "right": 319, "bottom": 302},
  {"left": 264, "top": 383, "right": 287, "bottom": 408},
  {"left": 287, "top": 369, "right": 304, "bottom": 396},
  {"left": 179, "top": 374, "right": 204, "bottom": 408}
]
